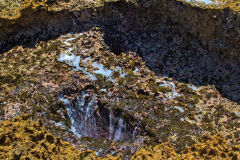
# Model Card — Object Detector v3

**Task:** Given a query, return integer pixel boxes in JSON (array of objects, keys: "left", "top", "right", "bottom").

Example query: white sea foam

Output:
[
  {"left": 235, "top": 112, "right": 239, "bottom": 117},
  {"left": 109, "top": 112, "right": 127, "bottom": 141},
  {"left": 115, "top": 66, "right": 126, "bottom": 78},
  {"left": 133, "top": 68, "right": 139, "bottom": 74},
  {"left": 113, "top": 117, "right": 126, "bottom": 141},
  {"left": 188, "top": 84, "right": 198, "bottom": 91},
  {"left": 180, "top": 118, "right": 185, "bottom": 121},
  {"left": 174, "top": 106, "right": 185, "bottom": 113},
  {"left": 159, "top": 80, "right": 181, "bottom": 99},
  {"left": 186, "top": 0, "right": 216, "bottom": 4},
  {"left": 100, "top": 89, "right": 107, "bottom": 92},
  {"left": 59, "top": 34, "right": 130, "bottom": 82},
  {"left": 92, "top": 62, "right": 113, "bottom": 77},
  {"left": 0, "top": 101, "right": 6, "bottom": 105}
]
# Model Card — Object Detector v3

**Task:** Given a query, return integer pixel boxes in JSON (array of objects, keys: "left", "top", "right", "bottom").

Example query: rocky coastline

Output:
[{"left": 0, "top": 0, "right": 240, "bottom": 159}]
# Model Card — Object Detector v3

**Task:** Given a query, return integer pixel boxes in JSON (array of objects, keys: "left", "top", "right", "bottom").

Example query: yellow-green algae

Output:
[
  {"left": 0, "top": 0, "right": 239, "bottom": 158},
  {"left": 0, "top": 0, "right": 48, "bottom": 19},
  {"left": 132, "top": 134, "right": 240, "bottom": 160},
  {"left": 0, "top": 39, "right": 71, "bottom": 117},
  {"left": 181, "top": 134, "right": 240, "bottom": 160},
  {"left": 56, "top": 29, "right": 240, "bottom": 151},
  {"left": 0, "top": 0, "right": 239, "bottom": 19},
  {"left": 0, "top": 0, "right": 120, "bottom": 19},
  {"left": 131, "top": 143, "right": 180, "bottom": 160},
  {"left": 0, "top": 115, "right": 239, "bottom": 159},
  {"left": 1, "top": 27, "right": 240, "bottom": 154},
  {"left": 0, "top": 114, "right": 120, "bottom": 160}
]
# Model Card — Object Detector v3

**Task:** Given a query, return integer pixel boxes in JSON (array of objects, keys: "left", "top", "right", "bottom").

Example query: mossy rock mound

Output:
[
  {"left": 181, "top": 134, "right": 240, "bottom": 160},
  {"left": 0, "top": 114, "right": 119, "bottom": 160},
  {"left": 132, "top": 134, "right": 240, "bottom": 160},
  {"left": 0, "top": 115, "right": 239, "bottom": 159}
]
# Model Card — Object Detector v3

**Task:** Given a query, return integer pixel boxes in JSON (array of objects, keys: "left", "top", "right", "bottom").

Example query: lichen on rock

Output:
[
  {"left": 0, "top": 0, "right": 240, "bottom": 159},
  {"left": 0, "top": 115, "right": 239, "bottom": 159},
  {"left": 0, "top": 114, "right": 96, "bottom": 159}
]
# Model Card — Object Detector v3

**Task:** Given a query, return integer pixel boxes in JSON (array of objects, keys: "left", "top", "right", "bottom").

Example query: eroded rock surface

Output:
[
  {"left": 0, "top": 115, "right": 239, "bottom": 159},
  {"left": 0, "top": 114, "right": 119, "bottom": 160},
  {"left": 0, "top": 0, "right": 240, "bottom": 159}
]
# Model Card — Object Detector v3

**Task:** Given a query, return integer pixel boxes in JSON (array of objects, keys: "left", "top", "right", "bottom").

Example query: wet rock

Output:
[{"left": 0, "top": 0, "right": 240, "bottom": 159}]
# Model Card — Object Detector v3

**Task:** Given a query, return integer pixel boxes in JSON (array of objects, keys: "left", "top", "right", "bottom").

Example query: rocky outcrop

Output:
[
  {"left": 0, "top": 0, "right": 88, "bottom": 53},
  {"left": 0, "top": 0, "right": 239, "bottom": 62},
  {"left": 181, "top": 134, "right": 240, "bottom": 160},
  {"left": 0, "top": 114, "right": 119, "bottom": 159},
  {"left": 0, "top": 0, "right": 240, "bottom": 159},
  {"left": 1, "top": 115, "right": 239, "bottom": 159},
  {"left": 132, "top": 134, "right": 240, "bottom": 160},
  {"left": 141, "top": 0, "right": 240, "bottom": 62}
]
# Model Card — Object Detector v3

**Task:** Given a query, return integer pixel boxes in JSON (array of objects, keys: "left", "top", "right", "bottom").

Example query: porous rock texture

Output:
[
  {"left": 0, "top": 0, "right": 239, "bottom": 60},
  {"left": 0, "top": 115, "right": 239, "bottom": 159},
  {"left": 0, "top": 0, "right": 240, "bottom": 159},
  {"left": 0, "top": 115, "right": 120, "bottom": 160},
  {"left": 181, "top": 134, "right": 240, "bottom": 160}
]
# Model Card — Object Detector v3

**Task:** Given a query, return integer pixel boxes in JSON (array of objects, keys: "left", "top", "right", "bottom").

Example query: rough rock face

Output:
[
  {"left": 0, "top": 114, "right": 119, "bottom": 160},
  {"left": 0, "top": 0, "right": 239, "bottom": 60},
  {"left": 181, "top": 134, "right": 240, "bottom": 160},
  {"left": 0, "top": 115, "right": 239, "bottom": 159},
  {"left": 0, "top": 0, "right": 240, "bottom": 159},
  {"left": 132, "top": 134, "right": 240, "bottom": 160},
  {"left": 139, "top": 0, "right": 240, "bottom": 62}
]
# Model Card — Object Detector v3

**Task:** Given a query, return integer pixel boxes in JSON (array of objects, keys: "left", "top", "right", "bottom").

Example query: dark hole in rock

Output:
[
  {"left": 232, "top": 154, "right": 238, "bottom": 160},
  {"left": 59, "top": 91, "right": 136, "bottom": 142},
  {"left": 200, "top": 148, "right": 208, "bottom": 156},
  {"left": 37, "top": 133, "right": 45, "bottom": 141},
  {"left": 0, "top": 136, "right": 6, "bottom": 144},
  {"left": 41, "top": 143, "right": 48, "bottom": 151},
  {"left": 191, "top": 147, "right": 196, "bottom": 152},
  {"left": 208, "top": 149, "right": 216, "bottom": 156},
  {"left": 221, "top": 153, "right": 226, "bottom": 158},
  {"left": 24, "top": 127, "right": 34, "bottom": 134},
  {"left": 137, "top": 89, "right": 149, "bottom": 96},
  {"left": 46, "top": 135, "right": 55, "bottom": 144}
]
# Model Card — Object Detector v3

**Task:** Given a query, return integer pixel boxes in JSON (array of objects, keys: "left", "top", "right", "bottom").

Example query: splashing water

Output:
[
  {"left": 58, "top": 34, "right": 98, "bottom": 80},
  {"left": 0, "top": 101, "right": 6, "bottom": 105},
  {"left": 109, "top": 112, "right": 114, "bottom": 140},
  {"left": 114, "top": 117, "right": 126, "bottom": 141},
  {"left": 109, "top": 112, "right": 127, "bottom": 141},
  {"left": 174, "top": 106, "right": 185, "bottom": 113},
  {"left": 59, "top": 94, "right": 130, "bottom": 141},
  {"left": 188, "top": 84, "right": 198, "bottom": 91},
  {"left": 92, "top": 62, "right": 113, "bottom": 78},
  {"left": 158, "top": 80, "right": 181, "bottom": 99},
  {"left": 58, "top": 33, "right": 129, "bottom": 82},
  {"left": 59, "top": 92, "right": 97, "bottom": 138},
  {"left": 58, "top": 34, "right": 134, "bottom": 141},
  {"left": 58, "top": 96, "right": 81, "bottom": 137}
]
